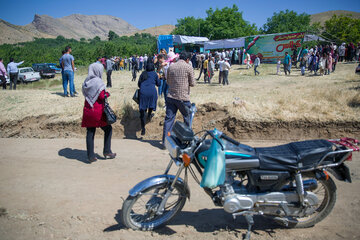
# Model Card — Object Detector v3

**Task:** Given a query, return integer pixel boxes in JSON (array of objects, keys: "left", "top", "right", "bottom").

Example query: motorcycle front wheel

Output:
[{"left": 121, "top": 181, "right": 187, "bottom": 230}]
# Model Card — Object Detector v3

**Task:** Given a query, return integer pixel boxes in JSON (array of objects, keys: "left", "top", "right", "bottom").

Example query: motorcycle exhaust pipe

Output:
[{"left": 303, "top": 179, "right": 318, "bottom": 191}]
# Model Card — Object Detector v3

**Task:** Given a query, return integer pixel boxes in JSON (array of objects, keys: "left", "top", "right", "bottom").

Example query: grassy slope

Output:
[{"left": 310, "top": 10, "right": 360, "bottom": 24}]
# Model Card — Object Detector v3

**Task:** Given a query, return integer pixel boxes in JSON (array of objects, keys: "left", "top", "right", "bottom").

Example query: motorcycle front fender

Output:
[{"left": 129, "top": 174, "right": 190, "bottom": 199}]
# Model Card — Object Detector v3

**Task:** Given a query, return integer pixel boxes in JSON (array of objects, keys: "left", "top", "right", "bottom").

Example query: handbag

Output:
[
  {"left": 132, "top": 89, "right": 140, "bottom": 104},
  {"left": 104, "top": 95, "right": 117, "bottom": 125}
]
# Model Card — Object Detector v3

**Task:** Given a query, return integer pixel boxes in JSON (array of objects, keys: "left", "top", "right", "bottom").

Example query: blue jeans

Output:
[
  {"left": 158, "top": 79, "right": 168, "bottom": 98},
  {"left": 254, "top": 65, "right": 259, "bottom": 75},
  {"left": 63, "top": 70, "right": 74, "bottom": 96},
  {"left": 162, "top": 97, "right": 191, "bottom": 142},
  {"left": 301, "top": 66, "right": 305, "bottom": 75}
]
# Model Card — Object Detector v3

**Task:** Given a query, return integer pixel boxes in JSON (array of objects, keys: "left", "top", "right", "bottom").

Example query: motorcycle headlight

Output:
[{"left": 164, "top": 136, "right": 179, "bottom": 159}]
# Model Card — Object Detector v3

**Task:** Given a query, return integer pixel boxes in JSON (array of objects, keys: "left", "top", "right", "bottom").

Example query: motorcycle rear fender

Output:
[
  {"left": 327, "top": 163, "right": 352, "bottom": 183},
  {"left": 129, "top": 174, "right": 190, "bottom": 199}
]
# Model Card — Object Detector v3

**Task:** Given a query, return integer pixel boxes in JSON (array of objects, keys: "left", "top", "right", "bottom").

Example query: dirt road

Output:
[{"left": 0, "top": 138, "right": 359, "bottom": 240}]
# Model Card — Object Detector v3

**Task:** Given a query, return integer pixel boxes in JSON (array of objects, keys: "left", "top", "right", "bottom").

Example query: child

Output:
[
  {"left": 276, "top": 58, "right": 281, "bottom": 75},
  {"left": 300, "top": 57, "right": 306, "bottom": 76},
  {"left": 254, "top": 55, "right": 260, "bottom": 75}
]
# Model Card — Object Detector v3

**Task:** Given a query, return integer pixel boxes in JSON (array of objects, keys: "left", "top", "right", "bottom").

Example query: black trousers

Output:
[
  {"left": 106, "top": 70, "right": 112, "bottom": 87},
  {"left": 86, "top": 125, "right": 112, "bottom": 159},
  {"left": 139, "top": 108, "right": 153, "bottom": 130},
  {"left": 254, "top": 65, "right": 260, "bottom": 75},
  {"left": 132, "top": 68, "right": 137, "bottom": 81},
  {"left": 10, "top": 73, "right": 18, "bottom": 90},
  {"left": 0, "top": 76, "right": 6, "bottom": 89}
]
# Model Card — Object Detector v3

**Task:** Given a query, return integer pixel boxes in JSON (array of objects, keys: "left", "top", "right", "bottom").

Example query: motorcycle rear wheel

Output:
[
  {"left": 121, "top": 182, "right": 187, "bottom": 230},
  {"left": 286, "top": 174, "right": 337, "bottom": 228}
]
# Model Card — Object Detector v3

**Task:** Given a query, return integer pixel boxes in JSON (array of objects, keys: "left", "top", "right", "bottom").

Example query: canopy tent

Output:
[
  {"left": 157, "top": 35, "right": 209, "bottom": 53},
  {"left": 204, "top": 37, "right": 245, "bottom": 50},
  {"left": 172, "top": 35, "right": 209, "bottom": 44},
  {"left": 304, "top": 34, "right": 326, "bottom": 42}
]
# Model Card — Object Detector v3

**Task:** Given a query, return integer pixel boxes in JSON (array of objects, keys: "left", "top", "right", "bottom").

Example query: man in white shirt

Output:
[
  {"left": 222, "top": 58, "right": 231, "bottom": 85},
  {"left": 143, "top": 54, "right": 148, "bottom": 70},
  {"left": 208, "top": 57, "right": 215, "bottom": 83},
  {"left": 221, "top": 50, "right": 226, "bottom": 59},
  {"left": 254, "top": 55, "right": 260, "bottom": 75},
  {"left": 7, "top": 58, "right": 24, "bottom": 90},
  {"left": 218, "top": 58, "right": 224, "bottom": 84}
]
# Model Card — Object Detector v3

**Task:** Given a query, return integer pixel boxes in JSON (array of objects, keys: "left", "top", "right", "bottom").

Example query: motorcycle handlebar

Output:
[{"left": 220, "top": 133, "right": 240, "bottom": 146}]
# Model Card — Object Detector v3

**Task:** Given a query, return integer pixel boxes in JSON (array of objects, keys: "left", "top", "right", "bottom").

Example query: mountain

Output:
[
  {"left": 311, "top": 10, "right": 360, "bottom": 25},
  {"left": 0, "top": 14, "right": 175, "bottom": 45},
  {"left": 126, "top": 24, "right": 175, "bottom": 36},
  {"left": 0, "top": 19, "right": 55, "bottom": 45},
  {"left": 29, "top": 14, "right": 139, "bottom": 40}
]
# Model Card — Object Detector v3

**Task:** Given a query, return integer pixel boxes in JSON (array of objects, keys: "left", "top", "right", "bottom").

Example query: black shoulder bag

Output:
[
  {"left": 132, "top": 89, "right": 140, "bottom": 104},
  {"left": 104, "top": 94, "right": 117, "bottom": 125}
]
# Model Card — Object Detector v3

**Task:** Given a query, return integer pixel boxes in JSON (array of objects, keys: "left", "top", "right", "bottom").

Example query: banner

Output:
[{"left": 245, "top": 32, "right": 305, "bottom": 63}]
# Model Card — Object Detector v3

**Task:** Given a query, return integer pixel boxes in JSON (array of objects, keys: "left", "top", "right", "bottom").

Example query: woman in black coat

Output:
[{"left": 138, "top": 62, "right": 161, "bottom": 135}]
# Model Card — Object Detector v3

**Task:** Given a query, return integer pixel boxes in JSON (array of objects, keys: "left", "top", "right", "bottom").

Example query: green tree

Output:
[
  {"left": 0, "top": 33, "right": 157, "bottom": 67},
  {"left": 171, "top": 4, "right": 258, "bottom": 40},
  {"left": 323, "top": 14, "right": 360, "bottom": 43},
  {"left": 203, "top": 5, "right": 258, "bottom": 39},
  {"left": 262, "top": 10, "right": 317, "bottom": 34},
  {"left": 171, "top": 17, "right": 205, "bottom": 36},
  {"left": 108, "top": 31, "right": 119, "bottom": 41}
]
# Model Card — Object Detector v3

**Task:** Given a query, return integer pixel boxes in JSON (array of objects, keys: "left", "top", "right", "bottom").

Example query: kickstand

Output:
[{"left": 244, "top": 214, "right": 254, "bottom": 240}]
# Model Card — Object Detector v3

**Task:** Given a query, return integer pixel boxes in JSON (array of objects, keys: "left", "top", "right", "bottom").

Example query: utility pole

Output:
[{"left": 199, "top": 23, "right": 200, "bottom": 37}]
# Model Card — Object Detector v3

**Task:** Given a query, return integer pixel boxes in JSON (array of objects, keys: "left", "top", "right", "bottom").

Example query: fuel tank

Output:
[{"left": 195, "top": 139, "right": 260, "bottom": 171}]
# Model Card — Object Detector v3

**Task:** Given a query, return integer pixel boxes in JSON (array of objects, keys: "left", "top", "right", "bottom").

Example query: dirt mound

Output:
[{"left": 1, "top": 102, "right": 359, "bottom": 140}]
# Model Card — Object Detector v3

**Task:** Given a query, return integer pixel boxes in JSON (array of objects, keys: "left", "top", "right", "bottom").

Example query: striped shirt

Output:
[{"left": 166, "top": 60, "right": 195, "bottom": 102}]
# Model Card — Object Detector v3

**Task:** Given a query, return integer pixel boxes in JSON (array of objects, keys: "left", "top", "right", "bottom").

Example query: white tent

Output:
[
  {"left": 204, "top": 37, "right": 245, "bottom": 50},
  {"left": 172, "top": 35, "right": 209, "bottom": 44},
  {"left": 304, "top": 34, "right": 326, "bottom": 42}
]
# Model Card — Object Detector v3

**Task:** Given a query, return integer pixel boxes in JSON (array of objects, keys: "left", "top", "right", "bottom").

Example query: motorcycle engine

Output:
[{"left": 221, "top": 184, "right": 254, "bottom": 213}]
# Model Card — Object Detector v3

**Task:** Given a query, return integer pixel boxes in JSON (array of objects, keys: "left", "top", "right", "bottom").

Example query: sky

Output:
[{"left": 1, "top": 0, "right": 360, "bottom": 30}]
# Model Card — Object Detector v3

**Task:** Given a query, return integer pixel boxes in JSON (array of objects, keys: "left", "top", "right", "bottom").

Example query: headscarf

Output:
[
  {"left": 139, "top": 62, "right": 155, "bottom": 83},
  {"left": 82, "top": 62, "right": 106, "bottom": 108}
]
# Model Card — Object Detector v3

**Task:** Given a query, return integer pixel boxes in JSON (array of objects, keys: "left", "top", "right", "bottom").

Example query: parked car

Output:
[
  {"left": 4, "top": 68, "right": 40, "bottom": 84},
  {"left": 18, "top": 67, "right": 41, "bottom": 83},
  {"left": 32, "top": 63, "right": 56, "bottom": 78},
  {"left": 46, "top": 63, "right": 62, "bottom": 74}
]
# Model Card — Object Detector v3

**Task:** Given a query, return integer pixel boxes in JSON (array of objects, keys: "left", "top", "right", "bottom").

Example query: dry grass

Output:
[{"left": 0, "top": 62, "right": 359, "bottom": 125}]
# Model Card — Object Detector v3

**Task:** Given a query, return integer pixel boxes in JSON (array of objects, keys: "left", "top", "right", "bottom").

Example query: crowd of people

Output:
[
  {"left": 78, "top": 42, "right": 360, "bottom": 162},
  {"left": 81, "top": 50, "right": 195, "bottom": 162},
  {"left": 2, "top": 41, "right": 359, "bottom": 162},
  {"left": 280, "top": 42, "right": 360, "bottom": 76}
]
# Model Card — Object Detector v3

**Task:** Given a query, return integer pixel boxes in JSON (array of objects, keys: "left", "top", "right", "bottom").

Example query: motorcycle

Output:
[{"left": 121, "top": 104, "right": 358, "bottom": 240}]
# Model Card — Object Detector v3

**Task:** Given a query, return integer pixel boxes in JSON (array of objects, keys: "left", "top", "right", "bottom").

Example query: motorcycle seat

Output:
[{"left": 255, "top": 139, "right": 334, "bottom": 171}]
